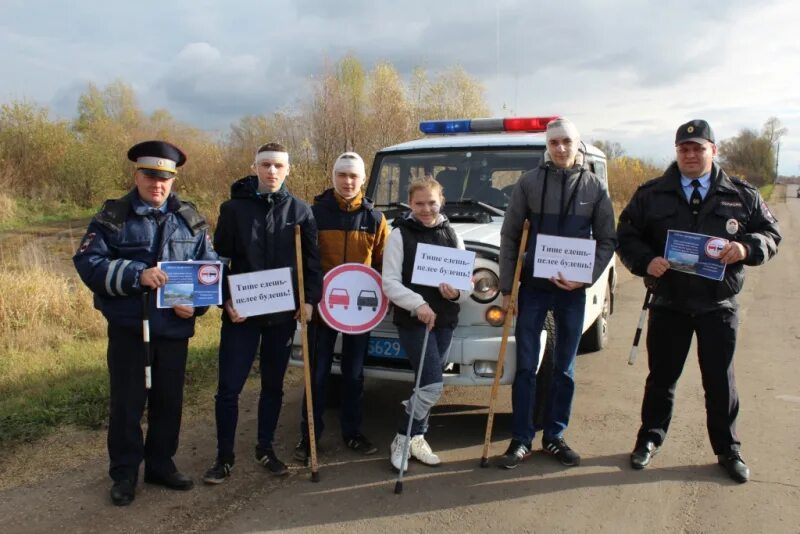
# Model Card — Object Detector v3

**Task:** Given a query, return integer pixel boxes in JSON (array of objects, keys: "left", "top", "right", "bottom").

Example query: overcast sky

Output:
[{"left": 2, "top": 0, "right": 799, "bottom": 174}]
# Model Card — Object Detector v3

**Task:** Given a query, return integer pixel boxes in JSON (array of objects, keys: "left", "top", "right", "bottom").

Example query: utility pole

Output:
[{"left": 774, "top": 141, "right": 780, "bottom": 183}]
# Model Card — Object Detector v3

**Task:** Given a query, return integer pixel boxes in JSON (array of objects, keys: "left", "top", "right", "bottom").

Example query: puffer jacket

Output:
[
  {"left": 617, "top": 162, "right": 781, "bottom": 313},
  {"left": 312, "top": 188, "right": 388, "bottom": 273},
  {"left": 73, "top": 189, "right": 218, "bottom": 339},
  {"left": 499, "top": 154, "right": 617, "bottom": 293},
  {"left": 214, "top": 176, "right": 322, "bottom": 326}
]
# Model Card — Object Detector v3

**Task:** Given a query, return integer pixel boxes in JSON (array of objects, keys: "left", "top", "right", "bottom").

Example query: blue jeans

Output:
[
  {"left": 214, "top": 319, "right": 296, "bottom": 461},
  {"left": 396, "top": 324, "right": 453, "bottom": 436},
  {"left": 511, "top": 286, "right": 585, "bottom": 445},
  {"left": 300, "top": 322, "right": 369, "bottom": 440}
]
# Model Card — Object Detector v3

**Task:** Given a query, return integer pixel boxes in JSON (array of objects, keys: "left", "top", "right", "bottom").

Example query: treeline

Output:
[
  {"left": 0, "top": 55, "right": 489, "bottom": 225},
  {"left": 0, "top": 53, "right": 785, "bottom": 226}
]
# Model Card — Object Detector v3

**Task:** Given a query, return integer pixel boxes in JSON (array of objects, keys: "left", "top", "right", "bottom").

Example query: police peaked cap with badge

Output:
[
  {"left": 675, "top": 120, "right": 716, "bottom": 146},
  {"left": 128, "top": 140, "right": 187, "bottom": 179}
]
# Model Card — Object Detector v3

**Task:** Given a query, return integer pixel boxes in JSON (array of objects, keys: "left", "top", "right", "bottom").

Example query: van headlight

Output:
[
  {"left": 485, "top": 305, "right": 506, "bottom": 326},
  {"left": 471, "top": 268, "right": 500, "bottom": 303}
]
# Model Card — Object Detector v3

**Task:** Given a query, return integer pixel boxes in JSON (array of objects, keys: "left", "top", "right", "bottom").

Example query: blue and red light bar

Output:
[{"left": 419, "top": 116, "right": 559, "bottom": 135}]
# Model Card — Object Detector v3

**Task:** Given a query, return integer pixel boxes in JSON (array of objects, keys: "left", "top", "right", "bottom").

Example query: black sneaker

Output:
[
  {"left": 498, "top": 440, "right": 532, "bottom": 469},
  {"left": 542, "top": 437, "right": 581, "bottom": 466},
  {"left": 294, "top": 436, "right": 309, "bottom": 464},
  {"left": 202, "top": 459, "right": 234, "bottom": 485},
  {"left": 255, "top": 447, "right": 289, "bottom": 477},
  {"left": 344, "top": 433, "right": 378, "bottom": 455}
]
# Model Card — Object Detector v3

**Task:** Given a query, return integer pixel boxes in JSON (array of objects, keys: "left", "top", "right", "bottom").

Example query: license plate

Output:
[{"left": 368, "top": 337, "right": 407, "bottom": 359}]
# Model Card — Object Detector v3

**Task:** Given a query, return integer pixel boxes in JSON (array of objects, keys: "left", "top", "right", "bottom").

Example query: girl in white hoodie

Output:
[{"left": 382, "top": 177, "right": 471, "bottom": 471}]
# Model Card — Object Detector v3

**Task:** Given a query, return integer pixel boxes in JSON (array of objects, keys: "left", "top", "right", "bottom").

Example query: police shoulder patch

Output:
[
  {"left": 78, "top": 232, "right": 96, "bottom": 254},
  {"left": 760, "top": 200, "right": 777, "bottom": 223}
]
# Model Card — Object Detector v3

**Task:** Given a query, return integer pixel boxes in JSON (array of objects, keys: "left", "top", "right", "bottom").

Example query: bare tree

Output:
[{"left": 591, "top": 140, "right": 626, "bottom": 160}]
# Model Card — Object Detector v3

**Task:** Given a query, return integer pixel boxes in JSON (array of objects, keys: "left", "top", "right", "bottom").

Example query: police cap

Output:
[
  {"left": 127, "top": 140, "right": 187, "bottom": 179},
  {"left": 675, "top": 119, "right": 716, "bottom": 146}
]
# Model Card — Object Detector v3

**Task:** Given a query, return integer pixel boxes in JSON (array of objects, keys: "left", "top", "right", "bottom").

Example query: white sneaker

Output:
[
  {"left": 390, "top": 433, "right": 409, "bottom": 471},
  {"left": 410, "top": 435, "right": 441, "bottom": 466}
]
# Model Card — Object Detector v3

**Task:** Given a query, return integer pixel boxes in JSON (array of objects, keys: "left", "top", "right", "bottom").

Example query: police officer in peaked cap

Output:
[
  {"left": 74, "top": 140, "right": 218, "bottom": 506},
  {"left": 616, "top": 120, "right": 781, "bottom": 483}
]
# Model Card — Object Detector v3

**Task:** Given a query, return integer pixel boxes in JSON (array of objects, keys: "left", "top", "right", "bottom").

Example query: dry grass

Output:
[
  {"left": 0, "top": 192, "right": 16, "bottom": 225},
  {"left": 0, "top": 245, "right": 104, "bottom": 359},
  {"left": 0, "top": 237, "right": 227, "bottom": 446}
]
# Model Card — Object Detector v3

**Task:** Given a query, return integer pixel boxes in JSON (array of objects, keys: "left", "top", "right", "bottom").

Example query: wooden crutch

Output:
[
  {"left": 480, "top": 220, "right": 529, "bottom": 467},
  {"left": 295, "top": 225, "right": 320, "bottom": 482}
]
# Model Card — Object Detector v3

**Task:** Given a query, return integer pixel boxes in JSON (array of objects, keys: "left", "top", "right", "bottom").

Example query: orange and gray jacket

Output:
[{"left": 312, "top": 188, "right": 389, "bottom": 273}]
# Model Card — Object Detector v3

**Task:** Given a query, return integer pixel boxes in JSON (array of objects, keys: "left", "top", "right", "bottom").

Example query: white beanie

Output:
[
  {"left": 545, "top": 118, "right": 580, "bottom": 143},
  {"left": 332, "top": 152, "right": 366, "bottom": 180}
]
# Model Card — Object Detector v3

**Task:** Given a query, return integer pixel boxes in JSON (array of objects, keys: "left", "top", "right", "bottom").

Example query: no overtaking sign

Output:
[{"left": 318, "top": 263, "right": 388, "bottom": 334}]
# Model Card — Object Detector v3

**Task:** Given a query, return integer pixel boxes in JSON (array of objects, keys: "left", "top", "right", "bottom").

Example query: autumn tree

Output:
[
  {"left": 365, "top": 62, "right": 413, "bottom": 160},
  {"left": 412, "top": 66, "right": 490, "bottom": 121},
  {"left": 0, "top": 101, "right": 75, "bottom": 204}
]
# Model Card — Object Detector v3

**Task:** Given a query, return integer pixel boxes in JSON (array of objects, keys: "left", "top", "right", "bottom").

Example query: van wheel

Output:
[
  {"left": 534, "top": 312, "right": 556, "bottom": 430},
  {"left": 580, "top": 281, "right": 611, "bottom": 353}
]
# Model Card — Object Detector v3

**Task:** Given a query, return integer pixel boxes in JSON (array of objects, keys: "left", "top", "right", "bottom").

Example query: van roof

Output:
[{"left": 378, "top": 132, "right": 607, "bottom": 159}]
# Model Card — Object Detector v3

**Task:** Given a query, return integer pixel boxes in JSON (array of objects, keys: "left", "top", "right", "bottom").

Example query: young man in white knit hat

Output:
[
  {"left": 294, "top": 152, "right": 390, "bottom": 463},
  {"left": 497, "top": 118, "right": 617, "bottom": 469}
]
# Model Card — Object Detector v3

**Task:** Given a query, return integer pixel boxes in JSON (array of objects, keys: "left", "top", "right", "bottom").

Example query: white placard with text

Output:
[
  {"left": 532, "top": 234, "right": 596, "bottom": 284},
  {"left": 410, "top": 243, "right": 475, "bottom": 291},
  {"left": 228, "top": 268, "right": 295, "bottom": 317}
]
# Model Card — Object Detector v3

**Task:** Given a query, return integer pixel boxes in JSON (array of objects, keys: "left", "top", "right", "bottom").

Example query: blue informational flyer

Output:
[
  {"left": 664, "top": 230, "right": 727, "bottom": 281},
  {"left": 156, "top": 261, "right": 223, "bottom": 308}
]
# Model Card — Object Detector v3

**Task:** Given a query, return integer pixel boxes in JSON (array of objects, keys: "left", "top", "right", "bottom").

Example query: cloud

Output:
[
  {"left": 1, "top": 0, "right": 798, "bottom": 172},
  {"left": 150, "top": 43, "right": 303, "bottom": 125}
]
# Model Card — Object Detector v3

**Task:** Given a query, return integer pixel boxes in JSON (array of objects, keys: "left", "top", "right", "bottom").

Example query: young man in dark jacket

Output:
[
  {"left": 617, "top": 120, "right": 781, "bottom": 483},
  {"left": 497, "top": 118, "right": 617, "bottom": 469},
  {"left": 74, "top": 140, "right": 218, "bottom": 506},
  {"left": 202, "top": 142, "right": 322, "bottom": 484},
  {"left": 294, "top": 152, "right": 389, "bottom": 463}
]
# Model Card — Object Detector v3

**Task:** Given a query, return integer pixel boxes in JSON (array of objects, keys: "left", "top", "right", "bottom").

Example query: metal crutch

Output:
[
  {"left": 394, "top": 327, "right": 431, "bottom": 495},
  {"left": 628, "top": 289, "right": 653, "bottom": 365}
]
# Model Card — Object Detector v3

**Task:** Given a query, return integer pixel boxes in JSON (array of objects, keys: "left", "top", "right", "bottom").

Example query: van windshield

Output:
[{"left": 367, "top": 148, "right": 543, "bottom": 218}]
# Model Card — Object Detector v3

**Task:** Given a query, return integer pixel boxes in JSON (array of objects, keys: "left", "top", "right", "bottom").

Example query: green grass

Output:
[
  {"left": 0, "top": 198, "right": 95, "bottom": 231},
  {"left": 0, "top": 310, "right": 223, "bottom": 447},
  {"left": 759, "top": 183, "right": 775, "bottom": 200}
]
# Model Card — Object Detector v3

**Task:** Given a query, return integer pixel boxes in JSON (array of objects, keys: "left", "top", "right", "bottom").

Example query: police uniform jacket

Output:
[
  {"left": 73, "top": 189, "right": 218, "bottom": 339},
  {"left": 214, "top": 175, "right": 322, "bottom": 326},
  {"left": 617, "top": 162, "right": 781, "bottom": 313}
]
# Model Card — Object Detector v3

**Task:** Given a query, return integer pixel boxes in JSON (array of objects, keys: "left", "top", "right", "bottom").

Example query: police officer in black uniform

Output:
[
  {"left": 617, "top": 120, "right": 781, "bottom": 483},
  {"left": 74, "top": 141, "right": 218, "bottom": 505}
]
